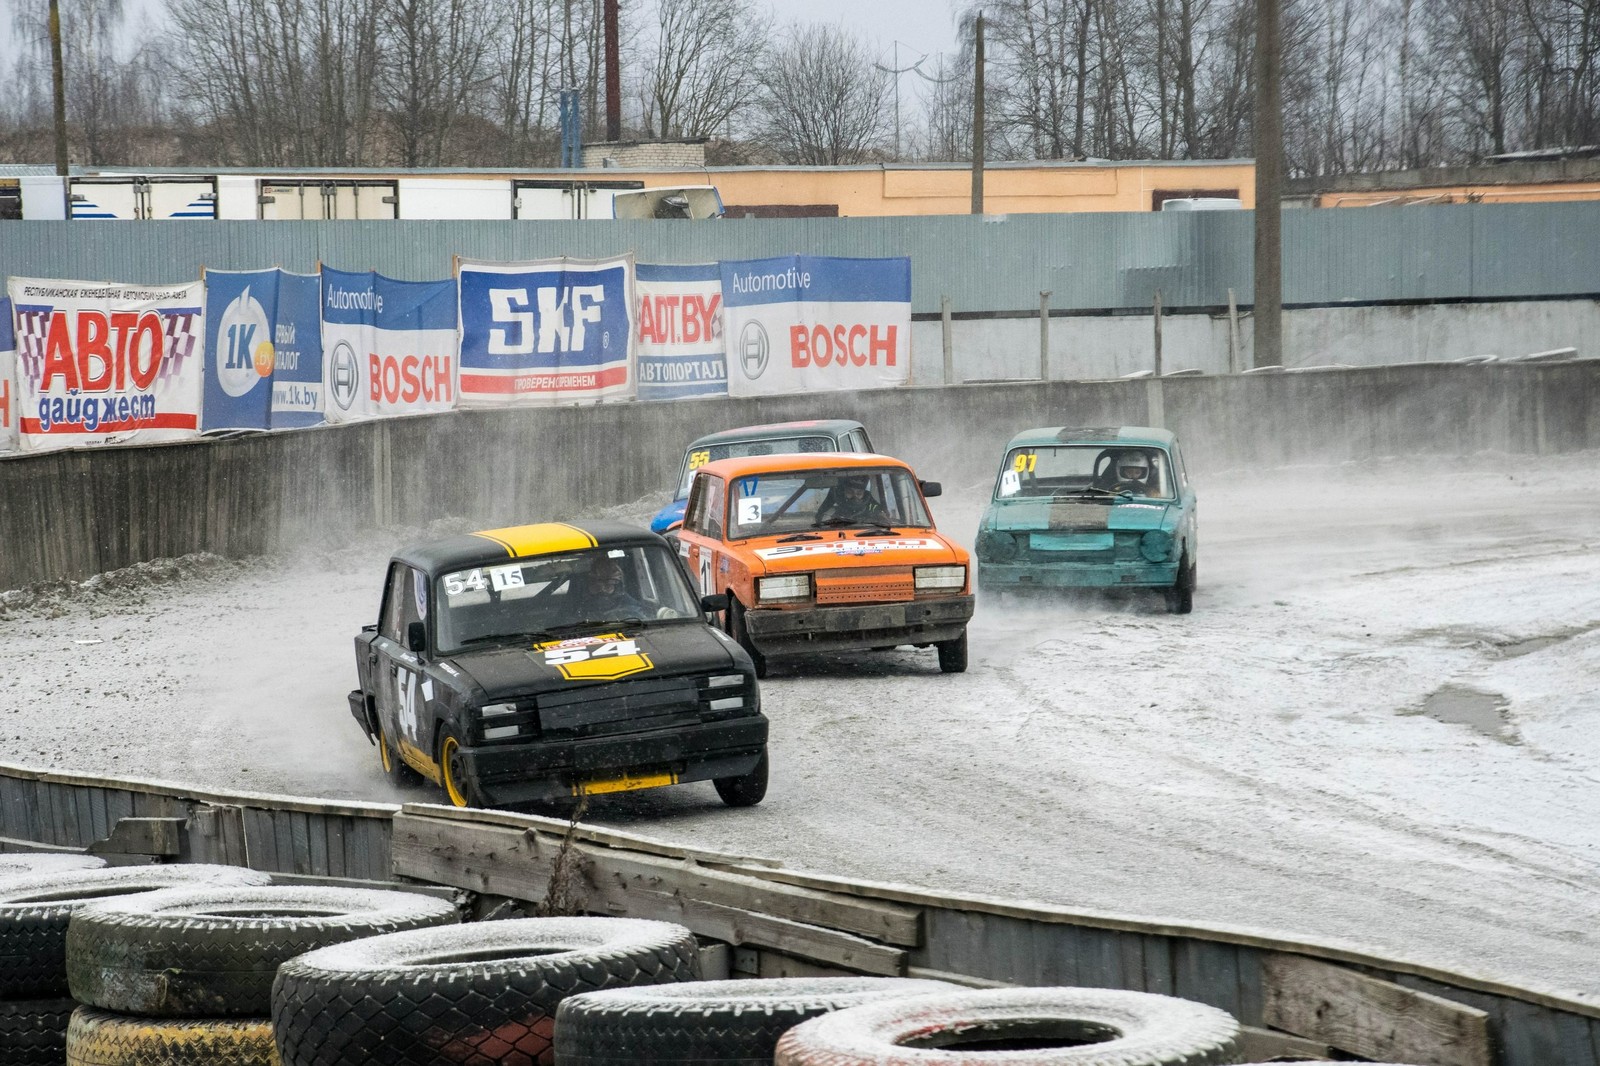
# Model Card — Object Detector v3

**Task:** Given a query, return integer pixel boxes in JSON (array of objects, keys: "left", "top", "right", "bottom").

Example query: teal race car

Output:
[{"left": 973, "top": 426, "right": 1198, "bottom": 613}]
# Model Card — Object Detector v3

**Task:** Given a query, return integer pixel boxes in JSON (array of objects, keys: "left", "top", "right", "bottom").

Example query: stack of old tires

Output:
[
  {"left": 0, "top": 858, "right": 270, "bottom": 1066},
  {"left": 63, "top": 884, "right": 460, "bottom": 1065}
]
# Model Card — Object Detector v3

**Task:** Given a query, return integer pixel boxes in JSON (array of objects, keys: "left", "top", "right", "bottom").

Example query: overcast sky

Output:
[{"left": 792, "top": 0, "right": 964, "bottom": 59}]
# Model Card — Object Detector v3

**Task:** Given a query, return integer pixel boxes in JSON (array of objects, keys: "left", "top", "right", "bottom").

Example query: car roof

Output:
[
  {"left": 686, "top": 419, "right": 865, "bottom": 449},
  {"left": 696, "top": 452, "right": 910, "bottom": 479},
  {"left": 1005, "top": 425, "right": 1177, "bottom": 449},
  {"left": 394, "top": 520, "right": 659, "bottom": 574}
]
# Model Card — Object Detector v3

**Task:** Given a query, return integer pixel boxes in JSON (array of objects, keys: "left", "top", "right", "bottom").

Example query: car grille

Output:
[
  {"left": 1018, "top": 531, "right": 1145, "bottom": 564},
  {"left": 814, "top": 571, "right": 915, "bottom": 604},
  {"left": 535, "top": 674, "right": 755, "bottom": 739}
]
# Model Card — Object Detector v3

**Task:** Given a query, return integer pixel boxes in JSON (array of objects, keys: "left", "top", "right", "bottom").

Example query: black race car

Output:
[{"left": 349, "top": 520, "right": 768, "bottom": 808}]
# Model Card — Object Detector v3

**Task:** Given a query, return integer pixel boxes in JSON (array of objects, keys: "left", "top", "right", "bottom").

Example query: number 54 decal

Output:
[{"left": 533, "top": 634, "right": 655, "bottom": 681}]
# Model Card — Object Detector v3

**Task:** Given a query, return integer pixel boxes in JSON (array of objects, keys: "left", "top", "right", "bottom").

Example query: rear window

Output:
[{"left": 676, "top": 435, "right": 836, "bottom": 497}]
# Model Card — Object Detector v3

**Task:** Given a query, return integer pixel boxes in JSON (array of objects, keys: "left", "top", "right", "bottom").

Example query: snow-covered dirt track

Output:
[{"left": 4, "top": 451, "right": 1598, "bottom": 1002}]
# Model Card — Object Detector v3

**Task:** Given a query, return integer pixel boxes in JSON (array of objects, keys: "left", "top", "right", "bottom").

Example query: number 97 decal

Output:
[{"left": 1012, "top": 451, "right": 1037, "bottom": 473}]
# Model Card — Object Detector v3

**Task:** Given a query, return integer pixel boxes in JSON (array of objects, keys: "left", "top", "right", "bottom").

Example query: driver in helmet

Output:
[
  {"left": 581, "top": 555, "right": 649, "bottom": 617},
  {"left": 818, "top": 475, "right": 891, "bottom": 526},
  {"left": 1106, "top": 450, "right": 1155, "bottom": 495}
]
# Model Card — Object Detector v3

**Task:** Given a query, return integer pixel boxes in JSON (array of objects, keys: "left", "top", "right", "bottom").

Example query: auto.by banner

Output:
[
  {"left": 719, "top": 255, "right": 911, "bottom": 398},
  {"left": 636, "top": 263, "right": 725, "bottom": 401},
  {"left": 202, "top": 268, "right": 324, "bottom": 431},
  {"left": 321, "top": 268, "right": 457, "bottom": 424},
  {"left": 6, "top": 277, "right": 204, "bottom": 452},
  {"left": 0, "top": 297, "right": 17, "bottom": 452},
  {"left": 457, "top": 255, "right": 636, "bottom": 406}
]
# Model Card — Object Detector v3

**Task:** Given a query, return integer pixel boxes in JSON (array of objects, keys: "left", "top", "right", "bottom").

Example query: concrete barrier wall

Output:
[{"left": 2, "top": 362, "right": 1598, "bottom": 590}]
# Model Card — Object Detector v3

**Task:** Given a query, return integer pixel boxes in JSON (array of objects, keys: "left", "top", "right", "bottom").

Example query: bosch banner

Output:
[
  {"left": 635, "top": 263, "right": 725, "bottom": 401},
  {"left": 321, "top": 268, "right": 457, "bottom": 424},
  {"left": 7, "top": 277, "right": 204, "bottom": 452},
  {"left": 0, "top": 298, "right": 16, "bottom": 452},
  {"left": 202, "top": 268, "right": 324, "bottom": 431},
  {"left": 720, "top": 256, "right": 911, "bottom": 398},
  {"left": 457, "top": 255, "right": 636, "bottom": 406}
]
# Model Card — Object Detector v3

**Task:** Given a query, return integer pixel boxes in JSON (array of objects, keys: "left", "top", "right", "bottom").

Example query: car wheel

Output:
[
  {"left": 714, "top": 750, "right": 769, "bottom": 808},
  {"left": 438, "top": 730, "right": 481, "bottom": 808},
  {"left": 727, "top": 597, "right": 767, "bottom": 679},
  {"left": 1165, "top": 553, "right": 1195, "bottom": 615},
  {"left": 937, "top": 630, "right": 969, "bottom": 674},
  {"left": 377, "top": 724, "right": 423, "bottom": 787}
]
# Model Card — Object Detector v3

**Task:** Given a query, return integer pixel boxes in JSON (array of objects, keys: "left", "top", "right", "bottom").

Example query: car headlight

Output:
[
  {"left": 915, "top": 565, "right": 967, "bottom": 590},
  {"left": 757, "top": 574, "right": 811, "bottom": 603},
  {"left": 976, "top": 529, "right": 1017, "bottom": 562},
  {"left": 480, "top": 702, "right": 517, "bottom": 717},
  {"left": 1140, "top": 530, "right": 1174, "bottom": 562}
]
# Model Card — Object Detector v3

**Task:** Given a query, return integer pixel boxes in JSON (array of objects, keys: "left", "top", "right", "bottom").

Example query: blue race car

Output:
[
  {"left": 974, "top": 426, "right": 1199, "bottom": 612},
  {"left": 650, "top": 419, "right": 874, "bottom": 534}
]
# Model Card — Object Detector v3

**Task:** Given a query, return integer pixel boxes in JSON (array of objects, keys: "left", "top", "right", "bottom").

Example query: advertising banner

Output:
[
  {"left": 635, "top": 262, "right": 725, "bottom": 401},
  {"left": 7, "top": 277, "right": 204, "bottom": 452},
  {"left": 0, "top": 297, "right": 16, "bottom": 452},
  {"left": 457, "top": 255, "right": 636, "bottom": 406},
  {"left": 202, "top": 268, "right": 324, "bottom": 431},
  {"left": 321, "top": 268, "right": 457, "bottom": 424},
  {"left": 720, "top": 256, "right": 912, "bottom": 398}
]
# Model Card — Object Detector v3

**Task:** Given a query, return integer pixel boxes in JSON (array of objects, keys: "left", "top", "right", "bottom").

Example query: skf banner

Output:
[
  {"left": 636, "top": 263, "right": 725, "bottom": 401},
  {"left": 0, "top": 297, "right": 16, "bottom": 452},
  {"left": 7, "top": 277, "right": 204, "bottom": 452},
  {"left": 202, "top": 268, "right": 324, "bottom": 431},
  {"left": 321, "top": 268, "right": 457, "bottom": 424},
  {"left": 720, "top": 256, "right": 911, "bottom": 398},
  {"left": 457, "top": 255, "right": 636, "bottom": 406}
]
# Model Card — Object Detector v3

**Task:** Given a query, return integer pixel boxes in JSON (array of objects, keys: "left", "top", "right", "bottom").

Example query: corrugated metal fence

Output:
[{"left": 4, "top": 203, "right": 1599, "bottom": 312}]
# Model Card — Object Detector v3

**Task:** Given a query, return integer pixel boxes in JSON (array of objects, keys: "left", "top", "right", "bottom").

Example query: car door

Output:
[
  {"left": 680, "top": 474, "right": 728, "bottom": 599},
  {"left": 372, "top": 563, "right": 431, "bottom": 770}
]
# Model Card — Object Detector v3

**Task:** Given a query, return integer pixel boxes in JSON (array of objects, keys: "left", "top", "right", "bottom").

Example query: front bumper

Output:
[
  {"left": 458, "top": 715, "right": 768, "bottom": 807},
  {"left": 745, "top": 595, "right": 975, "bottom": 657},
  {"left": 978, "top": 560, "right": 1179, "bottom": 590}
]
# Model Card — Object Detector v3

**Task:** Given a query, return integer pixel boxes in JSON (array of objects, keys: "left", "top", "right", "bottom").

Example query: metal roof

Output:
[
  {"left": 1006, "top": 426, "right": 1177, "bottom": 447},
  {"left": 688, "top": 419, "right": 865, "bottom": 448},
  {"left": 395, "top": 520, "right": 658, "bottom": 574}
]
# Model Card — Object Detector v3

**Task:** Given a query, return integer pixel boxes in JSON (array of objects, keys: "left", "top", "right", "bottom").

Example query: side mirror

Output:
[
  {"left": 700, "top": 593, "right": 729, "bottom": 614},
  {"left": 919, "top": 480, "right": 943, "bottom": 498},
  {"left": 406, "top": 621, "right": 427, "bottom": 654}
]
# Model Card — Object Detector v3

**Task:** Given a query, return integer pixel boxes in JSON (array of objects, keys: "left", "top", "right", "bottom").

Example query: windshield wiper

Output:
[
  {"left": 458, "top": 630, "right": 548, "bottom": 647},
  {"left": 1064, "top": 487, "right": 1131, "bottom": 500},
  {"left": 851, "top": 524, "right": 900, "bottom": 537},
  {"left": 777, "top": 532, "right": 823, "bottom": 543},
  {"left": 541, "top": 617, "right": 646, "bottom": 633}
]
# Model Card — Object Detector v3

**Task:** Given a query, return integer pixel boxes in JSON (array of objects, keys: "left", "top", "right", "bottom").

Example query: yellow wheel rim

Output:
[
  {"left": 378, "top": 729, "right": 394, "bottom": 774},
  {"left": 440, "top": 736, "right": 469, "bottom": 807}
]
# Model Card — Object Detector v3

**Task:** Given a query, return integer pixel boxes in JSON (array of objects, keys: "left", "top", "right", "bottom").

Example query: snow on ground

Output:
[{"left": 2, "top": 451, "right": 1598, "bottom": 1002}]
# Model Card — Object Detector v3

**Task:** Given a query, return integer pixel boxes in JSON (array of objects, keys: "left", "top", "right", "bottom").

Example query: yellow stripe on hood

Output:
[{"left": 471, "top": 522, "right": 598, "bottom": 558}]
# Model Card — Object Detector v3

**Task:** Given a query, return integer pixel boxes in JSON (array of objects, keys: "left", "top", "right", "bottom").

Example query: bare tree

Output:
[
  {"left": 378, "top": 0, "right": 498, "bottom": 166},
  {"left": 639, "top": 0, "right": 766, "bottom": 137},
  {"left": 757, "top": 22, "right": 892, "bottom": 164}
]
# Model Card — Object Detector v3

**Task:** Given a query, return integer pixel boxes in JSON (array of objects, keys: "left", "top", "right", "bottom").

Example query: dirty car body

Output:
[
  {"left": 674, "top": 452, "right": 975, "bottom": 674},
  {"left": 649, "top": 419, "right": 874, "bottom": 534},
  {"left": 349, "top": 521, "right": 767, "bottom": 808},
  {"left": 974, "top": 427, "right": 1199, "bottom": 612}
]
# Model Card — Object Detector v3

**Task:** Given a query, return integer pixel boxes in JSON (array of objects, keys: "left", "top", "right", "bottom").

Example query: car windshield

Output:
[
  {"left": 994, "top": 445, "right": 1174, "bottom": 500},
  {"left": 722, "top": 466, "right": 932, "bottom": 536},
  {"left": 676, "top": 434, "right": 837, "bottom": 497},
  {"left": 433, "top": 543, "right": 701, "bottom": 654}
]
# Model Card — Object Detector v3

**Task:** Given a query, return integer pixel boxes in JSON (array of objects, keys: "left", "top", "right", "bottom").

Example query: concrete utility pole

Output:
[
  {"left": 603, "top": 0, "right": 622, "bottom": 142},
  {"left": 49, "top": 0, "right": 68, "bottom": 177},
  {"left": 971, "top": 12, "right": 985, "bottom": 215},
  {"left": 1252, "top": 0, "right": 1284, "bottom": 368}
]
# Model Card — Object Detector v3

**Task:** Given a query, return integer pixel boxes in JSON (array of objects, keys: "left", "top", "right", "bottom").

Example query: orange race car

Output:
[{"left": 674, "top": 453, "right": 975, "bottom": 676}]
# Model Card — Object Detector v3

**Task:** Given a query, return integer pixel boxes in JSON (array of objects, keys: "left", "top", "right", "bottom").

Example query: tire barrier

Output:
[
  {"left": 773, "top": 987, "right": 1241, "bottom": 1066},
  {"left": 0, "top": 854, "right": 107, "bottom": 882},
  {"left": 0, "top": 997, "right": 77, "bottom": 1066},
  {"left": 271, "top": 916, "right": 701, "bottom": 1066},
  {"left": 65, "top": 1006, "right": 279, "bottom": 1066},
  {"left": 67, "top": 885, "right": 460, "bottom": 1016},
  {"left": 0, "top": 865, "right": 273, "bottom": 999},
  {"left": 553, "top": 976, "right": 961, "bottom": 1066}
]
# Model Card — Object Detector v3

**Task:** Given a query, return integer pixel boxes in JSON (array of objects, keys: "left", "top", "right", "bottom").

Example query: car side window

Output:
[
  {"left": 847, "top": 429, "right": 871, "bottom": 452},
  {"left": 1172, "top": 447, "right": 1189, "bottom": 489},
  {"left": 379, "top": 564, "right": 410, "bottom": 642},
  {"left": 702, "top": 477, "right": 726, "bottom": 539},
  {"left": 684, "top": 475, "right": 707, "bottom": 534}
]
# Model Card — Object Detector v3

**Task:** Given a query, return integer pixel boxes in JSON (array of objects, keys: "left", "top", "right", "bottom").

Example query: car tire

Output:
[
  {"left": 438, "top": 728, "right": 482, "bottom": 808},
  {"left": 0, "top": 865, "right": 272, "bottom": 999},
  {"left": 377, "top": 724, "right": 424, "bottom": 787},
  {"left": 0, "top": 853, "right": 105, "bottom": 882},
  {"left": 65, "top": 1006, "right": 277, "bottom": 1066},
  {"left": 271, "top": 916, "right": 700, "bottom": 1066},
  {"left": 553, "top": 976, "right": 960, "bottom": 1066},
  {"left": 0, "top": 998, "right": 76, "bottom": 1066},
  {"left": 936, "top": 630, "right": 968, "bottom": 674},
  {"left": 66, "top": 885, "right": 459, "bottom": 1016},
  {"left": 713, "top": 750, "right": 769, "bottom": 808},
  {"left": 1165, "top": 553, "right": 1195, "bottom": 615},
  {"left": 774, "top": 987, "right": 1240, "bottom": 1066},
  {"left": 727, "top": 597, "right": 767, "bottom": 679}
]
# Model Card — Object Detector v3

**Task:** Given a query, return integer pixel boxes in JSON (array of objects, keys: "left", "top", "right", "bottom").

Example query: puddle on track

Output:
[{"left": 1407, "top": 684, "right": 1519, "bottom": 743}]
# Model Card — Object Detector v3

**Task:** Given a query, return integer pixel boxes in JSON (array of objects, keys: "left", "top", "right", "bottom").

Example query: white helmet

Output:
[{"left": 1117, "top": 451, "right": 1149, "bottom": 482}]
